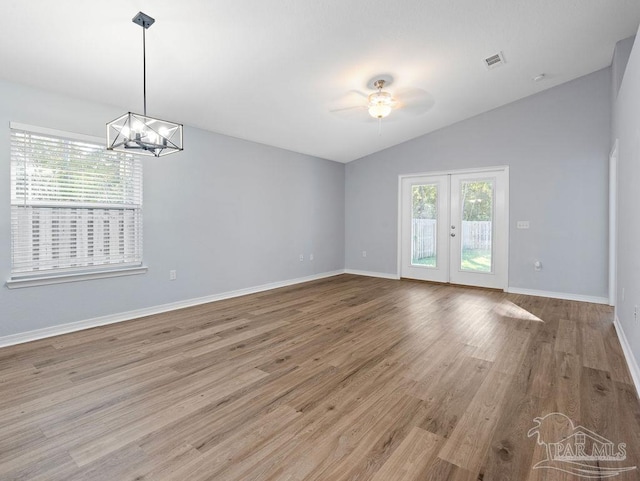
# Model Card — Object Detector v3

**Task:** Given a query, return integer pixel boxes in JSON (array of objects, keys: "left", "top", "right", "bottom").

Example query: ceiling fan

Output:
[{"left": 330, "top": 75, "right": 435, "bottom": 130}]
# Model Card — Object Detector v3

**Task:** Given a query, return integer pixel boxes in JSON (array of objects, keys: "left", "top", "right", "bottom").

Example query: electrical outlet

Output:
[
  {"left": 517, "top": 221, "right": 530, "bottom": 229},
  {"left": 362, "top": 250, "right": 367, "bottom": 258},
  {"left": 299, "top": 254, "right": 304, "bottom": 262},
  {"left": 309, "top": 254, "right": 314, "bottom": 261},
  {"left": 534, "top": 260, "right": 542, "bottom": 271},
  {"left": 169, "top": 270, "right": 177, "bottom": 281}
]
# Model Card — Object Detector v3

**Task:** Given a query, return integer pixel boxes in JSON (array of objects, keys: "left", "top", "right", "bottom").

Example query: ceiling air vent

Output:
[{"left": 484, "top": 52, "right": 506, "bottom": 70}]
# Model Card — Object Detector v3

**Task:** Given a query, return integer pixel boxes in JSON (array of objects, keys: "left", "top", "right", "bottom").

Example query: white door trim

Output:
[
  {"left": 397, "top": 166, "right": 509, "bottom": 290},
  {"left": 609, "top": 140, "right": 619, "bottom": 306}
]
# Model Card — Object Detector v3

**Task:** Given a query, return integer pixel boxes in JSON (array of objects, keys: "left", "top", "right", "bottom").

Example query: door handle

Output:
[{"left": 450, "top": 233, "right": 456, "bottom": 237}]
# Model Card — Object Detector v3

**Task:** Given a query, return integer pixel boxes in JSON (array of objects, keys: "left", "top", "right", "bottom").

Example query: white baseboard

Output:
[
  {"left": 1, "top": 272, "right": 613, "bottom": 349},
  {"left": 0, "top": 270, "right": 345, "bottom": 348},
  {"left": 506, "top": 287, "right": 609, "bottom": 305},
  {"left": 614, "top": 316, "right": 640, "bottom": 399},
  {"left": 344, "top": 269, "right": 400, "bottom": 280}
]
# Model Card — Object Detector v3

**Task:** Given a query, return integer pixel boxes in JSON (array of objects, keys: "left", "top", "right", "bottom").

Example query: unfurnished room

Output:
[{"left": 2, "top": 1, "right": 640, "bottom": 480}]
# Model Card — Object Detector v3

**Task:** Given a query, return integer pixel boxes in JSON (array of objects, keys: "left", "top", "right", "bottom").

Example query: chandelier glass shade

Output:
[
  {"left": 107, "top": 12, "right": 183, "bottom": 157},
  {"left": 368, "top": 91, "right": 393, "bottom": 119}
]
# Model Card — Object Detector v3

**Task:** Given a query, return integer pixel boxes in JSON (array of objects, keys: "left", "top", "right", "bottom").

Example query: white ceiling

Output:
[{"left": 1, "top": 1, "right": 639, "bottom": 163}]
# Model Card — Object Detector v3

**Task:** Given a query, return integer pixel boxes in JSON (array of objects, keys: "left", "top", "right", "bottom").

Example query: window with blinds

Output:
[{"left": 10, "top": 124, "right": 143, "bottom": 278}]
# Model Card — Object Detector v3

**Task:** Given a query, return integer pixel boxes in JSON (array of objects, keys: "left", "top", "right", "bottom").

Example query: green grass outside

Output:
[
  {"left": 460, "top": 248, "right": 491, "bottom": 272},
  {"left": 412, "top": 256, "right": 436, "bottom": 267},
  {"left": 412, "top": 248, "right": 491, "bottom": 272}
]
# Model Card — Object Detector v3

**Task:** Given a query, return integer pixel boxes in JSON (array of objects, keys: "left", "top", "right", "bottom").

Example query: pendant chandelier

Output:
[{"left": 107, "top": 12, "right": 183, "bottom": 157}]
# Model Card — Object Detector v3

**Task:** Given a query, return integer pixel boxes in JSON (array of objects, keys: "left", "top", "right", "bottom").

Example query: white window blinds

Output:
[{"left": 10, "top": 125, "right": 143, "bottom": 278}]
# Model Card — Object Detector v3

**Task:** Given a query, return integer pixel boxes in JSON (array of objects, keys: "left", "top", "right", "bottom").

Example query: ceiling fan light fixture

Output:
[
  {"left": 368, "top": 90, "right": 393, "bottom": 119},
  {"left": 106, "top": 12, "right": 183, "bottom": 157},
  {"left": 368, "top": 103, "right": 392, "bottom": 119}
]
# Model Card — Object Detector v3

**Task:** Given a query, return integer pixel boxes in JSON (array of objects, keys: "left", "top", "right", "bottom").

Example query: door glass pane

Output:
[
  {"left": 460, "top": 180, "right": 493, "bottom": 272},
  {"left": 411, "top": 184, "right": 437, "bottom": 267}
]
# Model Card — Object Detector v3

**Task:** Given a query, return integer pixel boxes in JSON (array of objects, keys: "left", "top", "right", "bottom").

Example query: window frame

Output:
[{"left": 6, "top": 122, "right": 147, "bottom": 289}]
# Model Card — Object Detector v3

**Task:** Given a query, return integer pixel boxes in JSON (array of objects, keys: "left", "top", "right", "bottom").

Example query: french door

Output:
[{"left": 400, "top": 168, "right": 508, "bottom": 289}]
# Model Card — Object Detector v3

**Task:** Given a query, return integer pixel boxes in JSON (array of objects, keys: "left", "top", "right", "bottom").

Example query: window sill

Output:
[{"left": 6, "top": 266, "right": 148, "bottom": 289}]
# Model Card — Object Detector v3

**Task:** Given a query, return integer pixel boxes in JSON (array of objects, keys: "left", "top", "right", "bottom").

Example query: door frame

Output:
[
  {"left": 397, "top": 165, "right": 509, "bottom": 290},
  {"left": 609, "top": 140, "right": 618, "bottom": 306}
]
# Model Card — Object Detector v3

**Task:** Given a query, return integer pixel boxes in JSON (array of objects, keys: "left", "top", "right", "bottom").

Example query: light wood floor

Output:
[{"left": 1, "top": 275, "right": 639, "bottom": 480}]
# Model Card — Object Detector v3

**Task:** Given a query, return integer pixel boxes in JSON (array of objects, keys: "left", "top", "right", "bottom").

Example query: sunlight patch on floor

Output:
[{"left": 495, "top": 301, "right": 544, "bottom": 322}]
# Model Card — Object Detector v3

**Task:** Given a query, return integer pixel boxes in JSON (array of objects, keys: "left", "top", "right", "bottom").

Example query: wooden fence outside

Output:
[{"left": 412, "top": 219, "right": 492, "bottom": 258}]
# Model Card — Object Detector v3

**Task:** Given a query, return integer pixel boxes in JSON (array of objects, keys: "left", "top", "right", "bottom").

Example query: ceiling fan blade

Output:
[
  {"left": 393, "top": 87, "right": 435, "bottom": 115},
  {"left": 329, "top": 105, "right": 373, "bottom": 122},
  {"left": 329, "top": 105, "right": 366, "bottom": 113},
  {"left": 347, "top": 89, "right": 368, "bottom": 99},
  {"left": 329, "top": 90, "right": 368, "bottom": 103},
  {"left": 328, "top": 89, "right": 371, "bottom": 121}
]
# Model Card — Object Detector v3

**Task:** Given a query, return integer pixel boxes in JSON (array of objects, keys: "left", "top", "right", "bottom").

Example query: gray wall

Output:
[
  {"left": 613, "top": 26, "right": 640, "bottom": 371},
  {"left": 612, "top": 36, "right": 636, "bottom": 103},
  {"left": 0, "top": 80, "right": 345, "bottom": 338},
  {"left": 611, "top": 36, "right": 635, "bottom": 139},
  {"left": 345, "top": 69, "right": 611, "bottom": 298}
]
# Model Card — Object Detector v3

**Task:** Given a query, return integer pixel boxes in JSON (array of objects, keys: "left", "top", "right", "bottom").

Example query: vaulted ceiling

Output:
[{"left": 1, "top": 0, "right": 639, "bottom": 162}]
